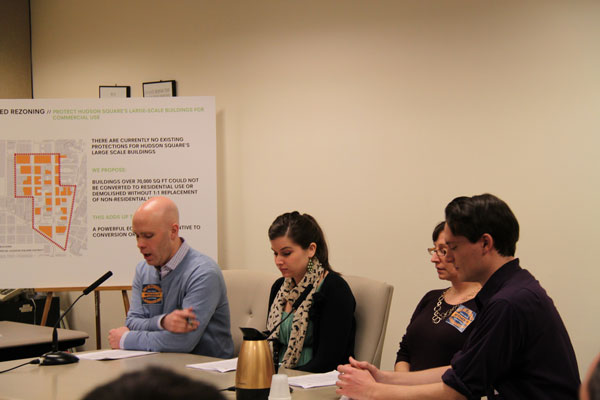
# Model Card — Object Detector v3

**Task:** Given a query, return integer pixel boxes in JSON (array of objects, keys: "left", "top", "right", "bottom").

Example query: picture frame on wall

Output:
[
  {"left": 142, "top": 80, "right": 177, "bottom": 97},
  {"left": 99, "top": 85, "right": 131, "bottom": 98}
]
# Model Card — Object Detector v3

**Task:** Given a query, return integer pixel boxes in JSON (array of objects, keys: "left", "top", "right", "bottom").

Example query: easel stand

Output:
[{"left": 34, "top": 286, "right": 131, "bottom": 350}]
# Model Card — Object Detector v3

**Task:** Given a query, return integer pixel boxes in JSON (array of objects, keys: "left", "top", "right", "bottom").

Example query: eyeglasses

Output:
[{"left": 427, "top": 247, "right": 448, "bottom": 257}]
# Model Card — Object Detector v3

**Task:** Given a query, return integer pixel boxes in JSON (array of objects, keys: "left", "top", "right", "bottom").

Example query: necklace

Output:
[
  {"left": 432, "top": 288, "right": 479, "bottom": 324},
  {"left": 432, "top": 289, "right": 458, "bottom": 324}
]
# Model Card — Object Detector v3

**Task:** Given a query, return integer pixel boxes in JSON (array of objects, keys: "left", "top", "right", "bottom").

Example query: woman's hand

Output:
[
  {"left": 336, "top": 362, "right": 378, "bottom": 400},
  {"left": 349, "top": 356, "right": 386, "bottom": 382}
]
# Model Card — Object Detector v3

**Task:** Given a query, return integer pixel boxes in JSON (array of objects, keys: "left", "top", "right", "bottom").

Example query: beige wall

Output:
[
  {"left": 30, "top": 0, "right": 600, "bottom": 374},
  {"left": 0, "top": 0, "right": 32, "bottom": 98}
]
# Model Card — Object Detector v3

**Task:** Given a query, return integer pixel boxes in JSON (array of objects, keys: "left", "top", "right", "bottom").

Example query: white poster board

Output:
[{"left": 0, "top": 97, "right": 217, "bottom": 288}]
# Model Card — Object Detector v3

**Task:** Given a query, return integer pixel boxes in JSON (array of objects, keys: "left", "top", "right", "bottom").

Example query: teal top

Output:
[{"left": 277, "top": 280, "right": 323, "bottom": 367}]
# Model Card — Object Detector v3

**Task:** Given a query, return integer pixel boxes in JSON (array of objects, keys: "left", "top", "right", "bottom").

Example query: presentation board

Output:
[{"left": 0, "top": 97, "right": 217, "bottom": 288}]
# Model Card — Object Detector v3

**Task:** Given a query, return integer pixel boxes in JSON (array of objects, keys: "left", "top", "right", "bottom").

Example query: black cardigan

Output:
[{"left": 268, "top": 272, "right": 356, "bottom": 372}]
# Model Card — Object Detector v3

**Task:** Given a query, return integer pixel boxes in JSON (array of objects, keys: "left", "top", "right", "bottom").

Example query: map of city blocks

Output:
[{"left": 1, "top": 140, "right": 87, "bottom": 257}]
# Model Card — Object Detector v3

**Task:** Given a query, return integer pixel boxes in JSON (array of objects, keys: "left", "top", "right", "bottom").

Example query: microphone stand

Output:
[
  {"left": 266, "top": 310, "right": 296, "bottom": 374},
  {"left": 40, "top": 271, "right": 113, "bottom": 366},
  {"left": 40, "top": 293, "right": 85, "bottom": 365}
]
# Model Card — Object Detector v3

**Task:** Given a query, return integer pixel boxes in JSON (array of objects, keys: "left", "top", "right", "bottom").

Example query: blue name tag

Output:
[{"left": 445, "top": 305, "right": 476, "bottom": 333}]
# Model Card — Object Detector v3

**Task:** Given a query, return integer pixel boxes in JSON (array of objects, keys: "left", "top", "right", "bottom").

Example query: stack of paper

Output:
[
  {"left": 77, "top": 350, "right": 156, "bottom": 360},
  {"left": 186, "top": 358, "right": 238, "bottom": 372},
  {"left": 288, "top": 370, "right": 340, "bottom": 388}
]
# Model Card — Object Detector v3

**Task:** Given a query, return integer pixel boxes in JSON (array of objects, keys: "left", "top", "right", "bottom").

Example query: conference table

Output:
[
  {"left": 0, "top": 321, "right": 89, "bottom": 362},
  {"left": 0, "top": 351, "right": 339, "bottom": 399}
]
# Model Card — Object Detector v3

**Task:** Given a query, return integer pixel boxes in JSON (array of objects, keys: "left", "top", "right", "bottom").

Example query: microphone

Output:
[
  {"left": 40, "top": 271, "right": 113, "bottom": 366},
  {"left": 264, "top": 283, "right": 313, "bottom": 374},
  {"left": 83, "top": 271, "right": 113, "bottom": 295}
]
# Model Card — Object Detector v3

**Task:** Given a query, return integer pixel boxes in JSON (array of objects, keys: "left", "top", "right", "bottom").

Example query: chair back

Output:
[
  {"left": 222, "top": 269, "right": 279, "bottom": 356},
  {"left": 344, "top": 274, "right": 394, "bottom": 368}
]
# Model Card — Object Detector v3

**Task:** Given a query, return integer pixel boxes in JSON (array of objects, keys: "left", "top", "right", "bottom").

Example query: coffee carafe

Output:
[{"left": 235, "top": 327, "right": 275, "bottom": 400}]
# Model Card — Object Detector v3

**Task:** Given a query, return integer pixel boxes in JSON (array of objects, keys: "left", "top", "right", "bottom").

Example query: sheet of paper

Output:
[
  {"left": 186, "top": 357, "right": 238, "bottom": 372},
  {"left": 76, "top": 350, "right": 156, "bottom": 360},
  {"left": 288, "top": 370, "right": 340, "bottom": 388}
]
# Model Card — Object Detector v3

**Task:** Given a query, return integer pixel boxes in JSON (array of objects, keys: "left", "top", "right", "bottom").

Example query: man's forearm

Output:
[{"left": 377, "top": 366, "right": 450, "bottom": 385}]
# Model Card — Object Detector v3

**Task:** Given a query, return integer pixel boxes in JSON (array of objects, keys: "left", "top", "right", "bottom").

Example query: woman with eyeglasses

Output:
[{"left": 394, "top": 222, "right": 481, "bottom": 372}]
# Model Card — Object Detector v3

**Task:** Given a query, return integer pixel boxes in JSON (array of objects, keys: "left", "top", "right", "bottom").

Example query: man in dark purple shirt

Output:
[
  {"left": 442, "top": 257, "right": 579, "bottom": 398},
  {"left": 336, "top": 194, "right": 580, "bottom": 400}
]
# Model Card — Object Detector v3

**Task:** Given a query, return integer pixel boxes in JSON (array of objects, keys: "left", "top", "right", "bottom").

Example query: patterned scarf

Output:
[{"left": 266, "top": 258, "right": 324, "bottom": 368}]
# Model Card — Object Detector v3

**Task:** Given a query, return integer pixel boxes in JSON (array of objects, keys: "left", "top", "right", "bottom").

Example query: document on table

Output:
[
  {"left": 186, "top": 357, "right": 238, "bottom": 372},
  {"left": 288, "top": 370, "right": 340, "bottom": 388},
  {"left": 77, "top": 350, "right": 157, "bottom": 360}
]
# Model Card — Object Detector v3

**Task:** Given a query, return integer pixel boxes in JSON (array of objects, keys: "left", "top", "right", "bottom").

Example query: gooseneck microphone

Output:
[
  {"left": 40, "top": 271, "right": 113, "bottom": 366},
  {"left": 264, "top": 283, "right": 313, "bottom": 373},
  {"left": 264, "top": 283, "right": 314, "bottom": 340},
  {"left": 82, "top": 271, "right": 113, "bottom": 295}
]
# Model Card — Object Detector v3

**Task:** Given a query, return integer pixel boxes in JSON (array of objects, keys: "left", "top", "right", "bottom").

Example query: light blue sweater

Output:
[{"left": 124, "top": 248, "right": 234, "bottom": 358}]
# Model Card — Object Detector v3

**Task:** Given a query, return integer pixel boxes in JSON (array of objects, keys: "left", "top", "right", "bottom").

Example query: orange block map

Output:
[{"left": 14, "top": 153, "right": 76, "bottom": 251}]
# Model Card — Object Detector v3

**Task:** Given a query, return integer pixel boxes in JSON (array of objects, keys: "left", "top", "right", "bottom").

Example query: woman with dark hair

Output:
[
  {"left": 394, "top": 222, "right": 481, "bottom": 372},
  {"left": 266, "top": 211, "right": 356, "bottom": 373}
]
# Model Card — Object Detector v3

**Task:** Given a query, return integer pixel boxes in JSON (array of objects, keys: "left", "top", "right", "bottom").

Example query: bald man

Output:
[{"left": 108, "top": 197, "right": 233, "bottom": 358}]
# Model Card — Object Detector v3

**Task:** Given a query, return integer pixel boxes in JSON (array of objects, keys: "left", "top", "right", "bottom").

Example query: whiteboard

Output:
[{"left": 0, "top": 97, "right": 217, "bottom": 287}]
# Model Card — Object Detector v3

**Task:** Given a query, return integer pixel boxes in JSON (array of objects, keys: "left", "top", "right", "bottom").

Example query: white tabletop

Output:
[
  {"left": 0, "top": 321, "right": 88, "bottom": 349},
  {"left": 0, "top": 352, "right": 339, "bottom": 400}
]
